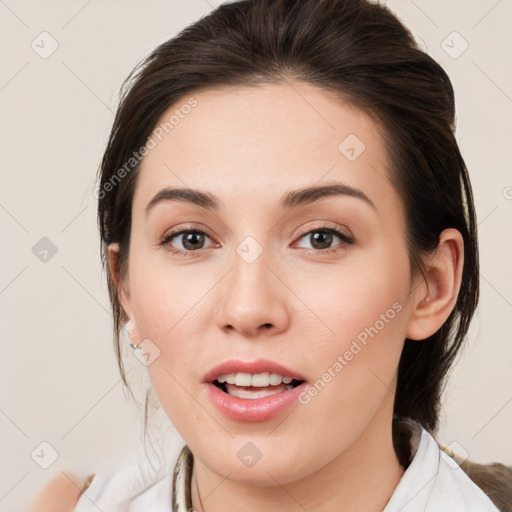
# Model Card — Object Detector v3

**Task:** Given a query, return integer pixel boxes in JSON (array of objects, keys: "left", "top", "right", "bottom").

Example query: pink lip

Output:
[
  {"left": 202, "top": 359, "right": 308, "bottom": 423},
  {"left": 204, "top": 381, "right": 308, "bottom": 422},
  {"left": 202, "top": 358, "right": 307, "bottom": 383}
]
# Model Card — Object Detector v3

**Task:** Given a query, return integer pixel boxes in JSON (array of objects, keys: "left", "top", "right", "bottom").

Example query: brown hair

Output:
[
  {"left": 460, "top": 460, "right": 512, "bottom": 511},
  {"left": 97, "top": 0, "right": 478, "bottom": 459}
]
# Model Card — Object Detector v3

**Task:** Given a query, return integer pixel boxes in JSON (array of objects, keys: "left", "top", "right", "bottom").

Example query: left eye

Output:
[{"left": 294, "top": 228, "right": 353, "bottom": 251}]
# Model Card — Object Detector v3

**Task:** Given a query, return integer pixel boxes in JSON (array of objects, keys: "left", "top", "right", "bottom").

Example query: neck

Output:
[{"left": 191, "top": 393, "right": 405, "bottom": 512}]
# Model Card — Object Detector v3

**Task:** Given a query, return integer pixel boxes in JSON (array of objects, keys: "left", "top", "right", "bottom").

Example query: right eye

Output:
[{"left": 160, "top": 229, "right": 216, "bottom": 256}]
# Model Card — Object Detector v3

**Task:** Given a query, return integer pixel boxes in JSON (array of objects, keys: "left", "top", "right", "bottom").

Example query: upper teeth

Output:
[{"left": 217, "top": 372, "right": 294, "bottom": 387}]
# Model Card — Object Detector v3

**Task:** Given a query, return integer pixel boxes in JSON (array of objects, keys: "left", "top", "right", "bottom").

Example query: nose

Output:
[{"left": 215, "top": 249, "right": 290, "bottom": 339}]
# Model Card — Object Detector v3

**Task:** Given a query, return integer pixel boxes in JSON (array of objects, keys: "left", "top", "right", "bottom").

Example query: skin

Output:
[
  {"left": 108, "top": 81, "right": 464, "bottom": 512},
  {"left": 28, "top": 472, "right": 84, "bottom": 512}
]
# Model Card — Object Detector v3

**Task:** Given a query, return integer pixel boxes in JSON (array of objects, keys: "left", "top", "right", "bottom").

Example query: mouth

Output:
[
  {"left": 212, "top": 372, "right": 305, "bottom": 399},
  {"left": 203, "top": 359, "right": 308, "bottom": 421}
]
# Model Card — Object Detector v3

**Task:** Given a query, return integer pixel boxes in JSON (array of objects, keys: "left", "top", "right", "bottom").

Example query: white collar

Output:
[{"left": 382, "top": 427, "right": 499, "bottom": 511}]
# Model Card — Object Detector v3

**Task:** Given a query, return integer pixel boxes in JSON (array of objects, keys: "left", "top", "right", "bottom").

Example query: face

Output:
[{"left": 116, "top": 82, "right": 422, "bottom": 484}]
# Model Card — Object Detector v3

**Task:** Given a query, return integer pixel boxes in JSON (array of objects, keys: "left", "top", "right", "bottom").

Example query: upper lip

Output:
[{"left": 203, "top": 359, "right": 307, "bottom": 383}]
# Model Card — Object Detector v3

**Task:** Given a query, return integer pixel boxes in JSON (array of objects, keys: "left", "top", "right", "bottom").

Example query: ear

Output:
[
  {"left": 108, "top": 243, "right": 139, "bottom": 343},
  {"left": 406, "top": 228, "right": 464, "bottom": 341}
]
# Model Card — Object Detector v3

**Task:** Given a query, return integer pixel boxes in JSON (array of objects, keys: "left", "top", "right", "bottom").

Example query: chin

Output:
[{"left": 193, "top": 440, "right": 317, "bottom": 486}]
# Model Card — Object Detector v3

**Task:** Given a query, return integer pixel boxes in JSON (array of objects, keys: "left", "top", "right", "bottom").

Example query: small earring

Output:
[
  {"left": 425, "top": 296, "right": 431, "bottom": 303},
  {"left": 124, "top": 320, "right": 139, "bottom": 350}
]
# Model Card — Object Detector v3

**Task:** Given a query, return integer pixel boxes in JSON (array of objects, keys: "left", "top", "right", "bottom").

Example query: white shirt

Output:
[{"left": 73, "top": 426, "right": 500, "bottom": 511}]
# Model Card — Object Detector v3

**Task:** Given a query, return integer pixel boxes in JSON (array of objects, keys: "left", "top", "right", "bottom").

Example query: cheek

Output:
[
  {"left": 296, "top": 242, "right": 411, "bottom": 350},
  {"left": 127, "top": 256, "right": 216, "bottom": 414},
  {"left": 129, "top": 247, "right": 213, "bottom": 342},
  {"left": 299, "top": 275, "right": 407, "bottom": 407},
  {"left": 293, "top": 284, "right": 408, "bottom": 456},
  {"left": 294, "top": 243, "right": 410, "bottom": 414}
]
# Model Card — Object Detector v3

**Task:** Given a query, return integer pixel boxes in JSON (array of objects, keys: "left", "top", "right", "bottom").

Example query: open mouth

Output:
[{"left": 212, "top": 373, "right": 305, "bottom": 399}]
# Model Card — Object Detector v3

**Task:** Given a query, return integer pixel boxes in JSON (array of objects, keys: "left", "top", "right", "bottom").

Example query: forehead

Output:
[{"left": 133, "top": 81, "right": 398, "bottom": 217}]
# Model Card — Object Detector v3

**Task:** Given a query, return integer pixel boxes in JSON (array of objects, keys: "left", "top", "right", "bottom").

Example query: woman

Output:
[{"left": 29, "top": 0, "right": 511, "bottom": 510}]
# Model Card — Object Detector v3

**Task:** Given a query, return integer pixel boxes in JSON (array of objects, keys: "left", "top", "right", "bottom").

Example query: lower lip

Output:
[{"left": 204, "top": 382, "right": 308, "bottom": 422}]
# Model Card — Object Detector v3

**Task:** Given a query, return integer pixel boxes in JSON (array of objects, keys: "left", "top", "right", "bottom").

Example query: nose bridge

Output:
[
  {"left": 230, "top": 235, "right": 274, "bottom": 310},
  {"left": 216, "top": 233, "right": 288, "bottom": 335}
]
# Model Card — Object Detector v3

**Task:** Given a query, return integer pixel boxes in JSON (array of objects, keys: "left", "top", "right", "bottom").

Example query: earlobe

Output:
[
  {"left": 406, "top": 228, "right": 464, "bottom": 341},
  {"left": 123, "top": 318, "right": 140, "bottom": 348}
]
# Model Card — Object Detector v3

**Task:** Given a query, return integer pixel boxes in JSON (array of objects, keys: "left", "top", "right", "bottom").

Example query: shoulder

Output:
[
  {"left": 424, "top": 430, "right": 504, "bottom": 511},
  {"left": 385, "top": 425, "right": 503, "bottom": 511},
  {"left": 28, "top": 434, "right": 187, "bottom": 511},
  {"left": 71, "top": 442, "right": 186, "bottom": 511},
  {"left": 450, "top": 453, "right": 512, "bottom": 512},
  {"left": 28, "top": 472, "right": 95, "bottom": 512}
]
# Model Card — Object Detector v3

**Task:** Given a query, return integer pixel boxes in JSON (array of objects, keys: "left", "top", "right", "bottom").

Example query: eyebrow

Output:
[{"left": 145, "top": 182, "right": 376, "bottom": 216}]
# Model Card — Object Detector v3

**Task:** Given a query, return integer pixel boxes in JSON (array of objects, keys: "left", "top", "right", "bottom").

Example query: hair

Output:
[{"left": 97, "top": 0, "right": 479, "bottom": 466}]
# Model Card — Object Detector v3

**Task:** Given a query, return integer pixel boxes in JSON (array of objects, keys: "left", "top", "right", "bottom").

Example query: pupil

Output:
[
  {"left": 311, "top": 231, "right": 332, "bottom": 249},
  {"left": 183, "top": 232, "right": 204, "bottom": 250}
]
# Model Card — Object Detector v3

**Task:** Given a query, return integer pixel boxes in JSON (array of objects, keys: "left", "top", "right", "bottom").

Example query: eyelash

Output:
[{"left": 159, "top": 224, "right": 355, "bottom": 258}]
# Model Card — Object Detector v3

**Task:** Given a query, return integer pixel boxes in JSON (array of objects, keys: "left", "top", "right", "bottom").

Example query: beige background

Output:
[{"left": 1, "top": 0, "right": 511, "bottom": 510}]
